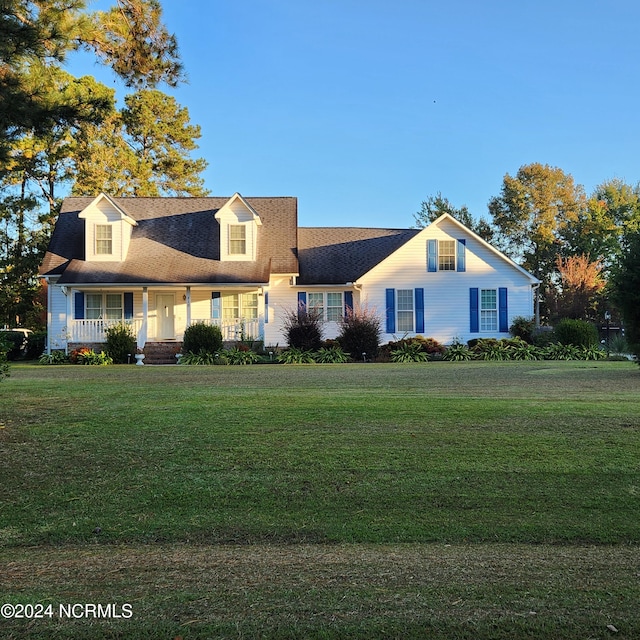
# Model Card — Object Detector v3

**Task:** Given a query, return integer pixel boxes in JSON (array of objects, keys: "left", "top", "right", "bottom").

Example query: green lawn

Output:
[{"left": 1, "top": 361, "right": 639, "bottom": 638}]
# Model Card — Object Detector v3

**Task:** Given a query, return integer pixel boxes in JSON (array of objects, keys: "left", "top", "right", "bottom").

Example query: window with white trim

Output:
[
  {"left": 229, "top": 225, "right": 246, "bottom": 255},
  {"left": 305, "top": 292, "right": 344, "bottom": 322},
  {"left": 95, "top": 224, "right": 113, "bottom": 255},
  {"left": 438, "top": 240, "right": 456, "bottom": 271},
  {"left": 85, "top": 293, "right": 123, "bottom": 320},
  {"left": 397, "top": 289, "right": 414, "bottom": 332},
  {"left": 480, "top": 289, "right": 497, "bottom": 331},
  {"left": 221, "top": 293, "right": 258, "bottom": 320}
]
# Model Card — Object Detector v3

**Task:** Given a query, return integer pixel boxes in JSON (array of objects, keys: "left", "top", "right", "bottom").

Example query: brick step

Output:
[{"left": 141, "top": 342, "right": 182, "bottom": 365}]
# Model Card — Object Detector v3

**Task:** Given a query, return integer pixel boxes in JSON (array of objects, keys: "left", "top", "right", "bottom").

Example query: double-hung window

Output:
[
  {"left": 85, "top": 293, "right": 123, "bottom": 320},
  {"left": 396, "top": 289, "right": 414, "bottom": 332},
  {"left": 480, "top": 289, "right": 498, "bottom": 331},
  {"left": 229, "top": 225, "right": 246, "bottom": 255},
  {"left": 305, "top": 292, "right": 344, "bottom": 322},
  {"left": 221, "top": 293, "right": 258, "bottom": 320},
  {"left": 95, "top": 225, "right": 112, "bottom": 255},
  {"left": 438, "top": 240, "right": 456, "bottom": 271}
]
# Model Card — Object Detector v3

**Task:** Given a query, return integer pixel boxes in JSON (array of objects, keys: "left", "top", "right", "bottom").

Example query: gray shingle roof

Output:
[
  {"left": 41, "top": 196, "right": 424, "bottom": 287},
  {"left": 40, "top": 196, "right": 299, "bottom": 284},
  {"left": 297, "top": 227, "right": 420, "bottom": 285}
]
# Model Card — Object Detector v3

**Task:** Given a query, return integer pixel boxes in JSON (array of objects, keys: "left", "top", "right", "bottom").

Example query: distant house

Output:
[{"left": 39, "top": 193, "right": 539, "bottom": 354}]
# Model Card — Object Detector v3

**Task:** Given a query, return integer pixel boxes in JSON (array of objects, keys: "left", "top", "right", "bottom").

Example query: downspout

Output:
[{"left": 532, "top": 284, "right": 540, "bottom": 327}]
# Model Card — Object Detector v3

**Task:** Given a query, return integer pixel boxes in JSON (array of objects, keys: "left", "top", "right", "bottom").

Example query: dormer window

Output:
[
  {"left": 95, "top": 224, "right": 113, "bottom": 255},
  {"left": 215, "top": 193, "right": 262, "bottom": 262},
  {"left": 229, "top": 225, "right": 246, "bottom": 255}
]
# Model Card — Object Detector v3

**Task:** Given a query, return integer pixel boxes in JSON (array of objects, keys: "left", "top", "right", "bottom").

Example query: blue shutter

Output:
[
  {"left": 297, "top": 291, "right": 307, "bottom": 313},
  {"left": 427, "top": 239, "right": 438, "bottom": 272},
  {"left": 124, "top": 292, "right": 134, "bottom": 319},
  {"left": 457, "top": 239, "right": 466, "bottom": 272},
  {"left": 385, "top": 288, "right": 396, "bottom": 333},
  {"left": 211, "top": 292, "right": 221, "bottom": 319},
  {"left": 264, "top": 292, "right": 269, "bottom": 324},
  {"left": 470, "top": 288, "right": 479, "bottom": 333},
  {"left": 499, "top": 287, "right": 508, "bottom": 332},
  {"left": 74, "top": 291, "right": 85, "bottom": 320},
  {"left": 344, "top": 291, "right": 353, "bottom": 316},
  {"left": 415, "top": 288, "right": 425, "bottom": 333}
]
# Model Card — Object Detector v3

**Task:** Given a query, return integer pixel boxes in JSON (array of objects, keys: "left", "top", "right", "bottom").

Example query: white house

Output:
[{"left": 39, "top": 193, "right": 539, "bottom": 356}]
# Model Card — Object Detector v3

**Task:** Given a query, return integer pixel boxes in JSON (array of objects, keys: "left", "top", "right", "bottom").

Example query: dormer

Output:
[
  {"left": 214, "top": 192, "right": 262, "bottom": 261},
  {"left": 78, "top": 194, "right": 137, "bottom": 262}
]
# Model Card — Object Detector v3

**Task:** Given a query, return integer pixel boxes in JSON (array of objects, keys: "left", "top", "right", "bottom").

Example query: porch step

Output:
[{"left": 142, "top": 341, "right": 182, "bottom": 365}]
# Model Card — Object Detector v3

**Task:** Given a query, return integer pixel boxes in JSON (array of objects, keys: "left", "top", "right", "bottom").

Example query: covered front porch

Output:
[{"left": 66, "top": 285, "right": 266, "bottom": 347}]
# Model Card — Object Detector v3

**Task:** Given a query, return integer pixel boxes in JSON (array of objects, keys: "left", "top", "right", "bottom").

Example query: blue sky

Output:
[{"left": 75, "top": 0, "right": 640, "bottom": 228}]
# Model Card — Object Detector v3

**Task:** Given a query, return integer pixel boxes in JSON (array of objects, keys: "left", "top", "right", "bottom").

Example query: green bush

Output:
[
  {"left": 224, "top": 347, "right": 260, "bottom": 365},
  {"left": 281, "top": 305, "right": 323, "bottom": 351},
  {"left": 277, "top": 347, "right": 315, "bottom": 364},
  {"left": 337, "top": 305, "right": 381, "bottom": 360},
  {"left": 510, "top": 316, "right": 536, "bottom": 343},
  {"left": 179, "top": 350, "right": 218, "bottom": 365},
  {"left": 26, "top": 331, "right": 47, "bottom": 359},
  {"left": 77, "top": 349, "right": 113, "bottom": 365},
  {"left": 313, "top": 345, "right": 349, "bottom": 364},
  {"left": 390, "top": 341, "right": 430, "bottom": 363},
  {"left": 105, "top": 322, "right": 137, "bottom": 364},
  {"left": 443, "top": 342, "right": 474, "bottom": 361},
  {"left": 39, "top": 350, "right": 69, "bottom": 365},
  {"left": 554, "top": 319, "right": 599, "bottom": 347},
  {"left": 0, "top": 330, "right": 29, "bottom": 360},
  {"left": 182, "top": 322, "right": 223, "bottom": 355}
]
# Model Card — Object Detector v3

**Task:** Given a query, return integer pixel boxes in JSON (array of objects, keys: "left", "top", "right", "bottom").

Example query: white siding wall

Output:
[
  {"left": 264, "top": 277, "right": 294, "bottom": 346},
  {"left": 48, "top": 282, "right": 69, "bottom": 350},
  {"left": 359, "top": 219, "right": 536, "bottom": 345}
]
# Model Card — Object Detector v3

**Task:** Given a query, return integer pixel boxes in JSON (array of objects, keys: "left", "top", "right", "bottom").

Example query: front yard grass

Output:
[{"left": 1, "top": 361, "right": 639, "bottom": 638}]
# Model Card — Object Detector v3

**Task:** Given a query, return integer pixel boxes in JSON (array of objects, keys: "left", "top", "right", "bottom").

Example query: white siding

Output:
[
  {"left": 48, "top": 282, "right": 69, "bottom": 350},
  {"left": 359, "top": 218, "right": 536, "bottom": 345}
]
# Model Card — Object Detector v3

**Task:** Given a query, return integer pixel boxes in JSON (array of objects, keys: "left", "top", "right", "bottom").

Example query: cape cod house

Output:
[{"left": 39, "top": 193, "right": 539, "bottom": 356}]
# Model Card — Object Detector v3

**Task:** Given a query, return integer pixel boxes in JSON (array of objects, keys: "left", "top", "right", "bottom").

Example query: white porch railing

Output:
[
  {"left": 70, "top": 319, "right": 145, "bottom": 343},
  {"left": 69, "top": 317, "right": 262, "bottom": 343},
  {"left": 191, "top": 318, "right": 262, "bottom": 342}
]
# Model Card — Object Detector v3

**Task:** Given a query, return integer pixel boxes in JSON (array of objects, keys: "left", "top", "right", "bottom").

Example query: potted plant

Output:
[{"left": 134, "top": 347, "right": 145, "bottom": 366}]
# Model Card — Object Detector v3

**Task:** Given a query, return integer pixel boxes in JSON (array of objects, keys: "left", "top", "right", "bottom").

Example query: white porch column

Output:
[
  {"left": 65, "top": 288, "right": 72, "bottom": 353},
  {"left": 186, "top": 286, "right": 192, "bottom": 328},
  {"left": 139, "top": 286, "right": 148, "bottom": 348}
]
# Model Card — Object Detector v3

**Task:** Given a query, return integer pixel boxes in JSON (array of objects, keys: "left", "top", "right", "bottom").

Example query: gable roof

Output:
[
  {"left": 428, "top": 213, "right": 540, "bottom": 283},
  {"left": 297, "top": 227, "right": 420, "bottom": 284},
  {"left": 40, "top": 196, "right": 299, "bottom": 284}
]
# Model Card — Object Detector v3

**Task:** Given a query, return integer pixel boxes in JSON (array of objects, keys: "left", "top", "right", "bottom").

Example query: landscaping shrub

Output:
[
  {"left": 39, "top": 350, "right": 69, "bottom": 365},
  {"left": 510, "top": 315, "right": 537, "bottom": 343},
  {"left": 390, "top": 341, "right": 430, "bottom": 363},
  {"left": 26, "top": 331, "right": 47, "bottom": 359},
  {"left": 443, "top": 342, "right": 474, "bottom": 361},
  {"left": 277, "top": 347, "right": 315, "bottom": 364},
  {"left": 182, "top": 322, "right": 223, "bottom": 355},
  {"left": 179, "top": 350, "right": 218, "bottom": 365},
  {"left": 554, "top": 318, "right": 599, "bottom": 347},
  {"left": 0, "top": 330, "right": 29, "bottom": 360},
  {"left": 224, "top": 347, "right": 260, "bottom": 365},
  {"left": 337, "top": 304, "right": 381, "bottom": 360},
  {"left": 281, "top": 305, "right": 323, "bottom": 351},
  {"left": 313, "top": 345, "right": 349, "bottom": 363},
  {"left": 105, "top": 322, "right": 137, "bottom": 364}
]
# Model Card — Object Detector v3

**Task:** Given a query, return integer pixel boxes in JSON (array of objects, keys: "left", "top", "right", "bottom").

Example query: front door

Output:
[{"left": 157, "top": 294, "right": 175, "bottom": 339}]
